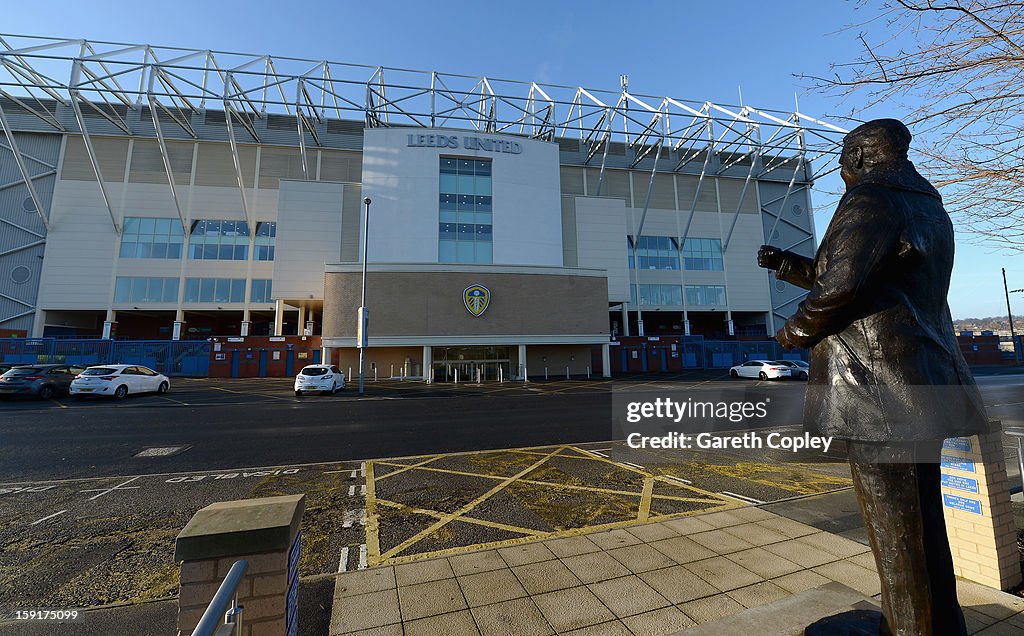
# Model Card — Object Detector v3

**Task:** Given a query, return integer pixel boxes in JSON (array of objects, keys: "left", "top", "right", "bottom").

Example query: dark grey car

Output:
[{"left": 0, "top": 364, "right": 85, "bottom": 399}]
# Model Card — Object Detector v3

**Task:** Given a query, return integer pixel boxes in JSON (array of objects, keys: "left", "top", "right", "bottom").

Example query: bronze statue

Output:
[{"left": 758, "top": 118, "right": 988, "bottom": 635}]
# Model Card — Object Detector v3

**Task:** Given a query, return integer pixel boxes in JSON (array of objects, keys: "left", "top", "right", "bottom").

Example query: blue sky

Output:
[{"left": 5, "top": 0, "right": 1023, "bottom": 318}]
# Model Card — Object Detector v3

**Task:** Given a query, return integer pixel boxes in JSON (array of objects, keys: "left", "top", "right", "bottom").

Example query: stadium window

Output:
[
  {"left": 184, "top": 278, "right": 247, "bottom": 303},
  {"left": 253, "top": 222, "right": 276, "bottom": 261},
  {"left": 627, "top": 236, "right": 680, "bottom": 270},
  {"left": 113, "top": 276, "right": 179, "bottom": 303},
  {"left": 685, "top": 284, "right": 727, "bottom": 305},
  {"left": 189, "top": 220, "right": 250, "bottom": 260},
  {"left": 250, "top": 279, "right": 273, "bottom": 303},
  {"left": 629, "top": 284, "right": 683, "bottom": 306},
  {"left": 119, "top": 217, "right": 184, "bottom": 259},
  {"left": 682, "top": 238, "right": 724, "bottom": 271},
  {"left": 438, "top": 157, "right": 492, "bottom": 263}
]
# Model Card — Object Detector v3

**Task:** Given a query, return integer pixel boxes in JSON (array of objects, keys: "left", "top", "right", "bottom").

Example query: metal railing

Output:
[
  {"left": 1005, "top": 428, "right": 1024, "bottom": 496},
  {"left": 193, "top": 559, "right": 247, "bottom": 636}
]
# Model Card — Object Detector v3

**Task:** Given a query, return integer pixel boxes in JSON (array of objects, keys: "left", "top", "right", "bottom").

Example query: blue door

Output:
[
  {"left": 259, "top": 350, "right": 268, "bottom": 377},
  {"left": 230, "top": 350, "right": 241, "bottom": 378}
]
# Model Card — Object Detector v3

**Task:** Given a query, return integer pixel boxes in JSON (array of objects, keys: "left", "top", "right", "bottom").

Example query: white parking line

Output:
[
  {"left": 718, "top": 491, "right": 764, "bottom": 505},
  {"left": 663, "top": 475, "right": 693, "bottom": 485},
  {"left": 358, "top": 544, "right": 367, "bottom": 570},
  {"left": 348, "top": 485, "right": 366, "bottom": 496},
  {"left": 30, "top": 510, "right": 67, "bottom": 525},
  {"left": 81, "top": 476, "right": 142, "bottom": 501},
  {"left": 337, "top": 547, "right": 349, "bottom": 573},
  {"left": 622, "top": 461, "right": 645, "bottom": 470}
]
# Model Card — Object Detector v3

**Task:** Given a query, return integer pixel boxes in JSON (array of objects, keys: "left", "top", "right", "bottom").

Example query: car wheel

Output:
[
  {"left": 800, "top": 371, "right": 808, "bottom": 380},
  {"left": 759, "top": 371, "right": 768, "bottom": 380},
  {"left": 157, "top": 381, "right": 169, "bottom": 394},
  {"left": 114, "top": 385, "right": 129, "bottom": 400},
  {"left": 729, "top": 369, "right": 738, "bottom": 378},
  {"left": 38, "top": 385, "right": 55, "bottom": 400}
]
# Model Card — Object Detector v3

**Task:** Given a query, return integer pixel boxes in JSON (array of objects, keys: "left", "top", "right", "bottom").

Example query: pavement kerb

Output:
[{"left": 327, "top": 502, "right": 1024, "bottom": 636}]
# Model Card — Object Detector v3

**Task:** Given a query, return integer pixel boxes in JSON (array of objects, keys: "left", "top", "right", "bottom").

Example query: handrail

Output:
[
  {"left": 1004, "top": 428, "right": 1024, "bottom": 495},
  {"left": 192, "top": 559, "right": 248, "bottom": 636}
]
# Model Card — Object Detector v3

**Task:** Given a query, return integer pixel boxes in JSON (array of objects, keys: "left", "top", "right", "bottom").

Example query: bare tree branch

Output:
[{"left": 804, "top": 1, "right": 1024, "bottom": 250}]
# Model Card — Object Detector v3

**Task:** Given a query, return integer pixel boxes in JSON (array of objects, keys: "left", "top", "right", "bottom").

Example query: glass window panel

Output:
[
  {"left": 200, "top": 278, "right": 215, "bottom": 302},
  {"left": 164, "top": 279, "right": 179, "bottom": 303},
  {"left": 440, "top": 210, "right": 457, "bottom": 223},
  {"left": 439, "top": 239, "right": 457, "bottom": 262},
  {"left": 154, "top": 218, "right": 170, "bottom": 235},
  {"left": 475, "top": 224, "right": 492, "bottom": 241},
  {"left": 474, "top": 176, "right": 491, "bottom": 196},
  {"left": 475, "top": 195, "right": 491, "bottom": 211},
  {"left": 439, "top": 174, "right": 457, "bottom": 193},
  {"left": 475, "top": 241, "right": 492, "bottom": 264},
  {"left": 123, "top": 217, "right": 140, "bottom": 233},
  {"left": 456, "top": 211, "right": 474, "bottom": 224},
  {"left": 146, "top": 278, "right": 163, "bottom": 301},
  {"left": 120, "top": 242, "right": 136, "bottom": 258},
  {"left": 457, "top": 223, "right": 475, "bottom": 238},
  {"left": 185, "top": 279, "right": 199, "bottom": 302},
  {"left": 230, "top": 280, "right": 245, "bottom": 303},
  {"left": 234, "top": 244, "right": 248, "bottom": 260},
  {"left": 440, "top": 194, "right": 457, "bottom": 211},
  {"left": 456, "top": 241, "right": 474, "bottom": 262},
  {"left": 474, "top": 160, "right": 491, "bottom": 176},
  {"left": 439, "top": 223, "right": 456, "bottom": 239},
  {"left": 457, "top": 174, "right": 475, "bottom": 194},
  {"left": 458, "top": 159, "right": 474, "bottom": 174},
  {"left": 138, "top": 218, "right": 155, "bottom": 234},
  {"left": 115, "top": 278, "right": 131, "bottom": 302},
  {"left": 440, "top": 158, "right": 458, "bottom": 174},
  {"left": 131, "top": 278, "right": 147, "bottom": 300},
  {"left": 458, "top": 194, "right": 475, "bottom": 210},
  {"left": 475, "top": 212, "right": 492, "bottom": 225}
]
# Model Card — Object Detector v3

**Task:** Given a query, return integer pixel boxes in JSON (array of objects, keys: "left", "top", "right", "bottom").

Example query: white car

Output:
[
  {"left": 70, "top": 364, "right": 171, "bottom": 399},
  {"left": 772, "top": 359, "right": 810, "bottom": 380},
  {"left": 294, "top": 365, "right": 346, "bottom": 396},
  {"left": 729, "top": 360, "right": 792, "bottom": 380}
]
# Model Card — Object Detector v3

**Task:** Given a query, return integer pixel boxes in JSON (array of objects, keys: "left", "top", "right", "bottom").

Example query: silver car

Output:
[{"left": 0, "top": 364, "right": 85, "bottom": 399}]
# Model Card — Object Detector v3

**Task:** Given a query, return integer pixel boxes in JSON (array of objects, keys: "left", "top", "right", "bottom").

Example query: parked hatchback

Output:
[
  {"left": 70, "top": 364, "right": 170, "bottom": 399},
  {"left": 772, "top": 359, "right": 809, "bottom": 380},
  {"left": 294, "top": 365, "right": 346, "bottom": 396},
  {"left": 0, "top": 364, "right": 86, "bottom": 399},
  {"left": 728, "top": 360, "right": 792, "bottom": 380}
]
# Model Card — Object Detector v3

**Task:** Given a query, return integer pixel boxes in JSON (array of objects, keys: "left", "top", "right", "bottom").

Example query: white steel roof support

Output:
[{"left": 0, "top": 99, "right": 49, "bottom": 230}]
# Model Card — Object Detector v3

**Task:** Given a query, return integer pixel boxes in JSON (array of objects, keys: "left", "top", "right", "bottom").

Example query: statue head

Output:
[{"left": 840, "top": 119, "right": 912, "bottom": 188}]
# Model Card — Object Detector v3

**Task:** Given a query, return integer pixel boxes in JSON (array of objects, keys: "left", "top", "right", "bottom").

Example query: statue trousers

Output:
[{"left": 847, "top": 440, "right": 967, "bottom": 636}]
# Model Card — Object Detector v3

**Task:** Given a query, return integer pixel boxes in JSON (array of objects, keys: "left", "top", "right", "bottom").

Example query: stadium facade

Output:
[{"left": 0, "top": 35, "right": 844, "bottom": 378}]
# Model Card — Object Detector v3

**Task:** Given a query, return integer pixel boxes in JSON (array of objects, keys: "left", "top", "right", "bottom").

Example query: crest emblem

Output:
[{"left": 463, "top": 285, "right": 490, "bottom": 317}]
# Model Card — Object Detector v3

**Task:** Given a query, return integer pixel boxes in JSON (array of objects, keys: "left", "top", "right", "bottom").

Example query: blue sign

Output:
[
  {"left": 943, "top": 438, "right": 973, "bottom": 453},
  {"left": 943, "top": 494, "right": 983, "bottom": 515},
  {"left": 941, "top": 473, "right": 979, "bottom": 493},
  {"left": 940, "top": 455, "right": 975, "bottom": 473}
]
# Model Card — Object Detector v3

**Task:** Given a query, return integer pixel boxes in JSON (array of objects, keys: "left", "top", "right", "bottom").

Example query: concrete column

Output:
[
  {"left": 241, "top": 309, "right": 251, "bottom": 337},
  {"left": 601, "top": 343, "right": 611, "bottom": 378},
  {"left": 305, "top": 309, "right": 315, "bottom": 336},
  {"left": 297, "top": 305, "right": 306, "bottom": 336},
  {"left": 422, "top": 346, "right": 432, "bottom": 382},
  {"left": 102, "top": 309, "right": 117, "bottom": 340},
  {"left": 518, "top": 344, "right": 528, "bottom": 380},
  {"left": 172, "top": 309, "right": 185, "bottom": 341},
  {"left": 726, "top": 312, "right": 735, "bottom": 337},
  {"left": 683, "top": 310, "right": 691, "bottom": 336},
  {"left": 31, "top": 309, "right": 46, "bottom": 337},
  {"left": 621, "top": 305, "right": 630, "bottom": 337},
  {"left": 321, "top": 347, "right": 332, "bottom": 365},
  {"left": 274, "top": 300, "right": 284, "bottom": 336}
]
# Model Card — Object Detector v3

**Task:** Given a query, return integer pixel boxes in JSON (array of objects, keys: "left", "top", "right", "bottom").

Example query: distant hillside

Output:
[{"left": 953, "top": 316, "right": 1024, "bottom": 332}]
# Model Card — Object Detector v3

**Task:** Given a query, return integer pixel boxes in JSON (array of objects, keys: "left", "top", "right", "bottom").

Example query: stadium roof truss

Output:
[{"left": 0, "top": 34, "right": 847, "bottom": 251}]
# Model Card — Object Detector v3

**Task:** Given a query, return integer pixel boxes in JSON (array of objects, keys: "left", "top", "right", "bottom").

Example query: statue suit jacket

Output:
[{"left": 774, "top": 159, "right": 988, "bottom": 442}]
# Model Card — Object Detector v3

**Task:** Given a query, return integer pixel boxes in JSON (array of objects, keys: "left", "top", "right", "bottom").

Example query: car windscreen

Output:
[
  {"left": 300, "top": 367, "right": 329, "bottom": 376},
  {"left": 81, "top": 367, "right": 118, "bottom": 376},
  {"left": 5, "top": 367, "right": 42, "bottom": 376}
]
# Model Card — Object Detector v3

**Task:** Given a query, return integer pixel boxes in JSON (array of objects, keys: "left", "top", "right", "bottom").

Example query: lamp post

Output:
[
  {"left": 358, "top": 197, "right": 371, "bottom": 395},
  {"left": 1004, "top": 267, "right": 1022, "bottom": 365}
]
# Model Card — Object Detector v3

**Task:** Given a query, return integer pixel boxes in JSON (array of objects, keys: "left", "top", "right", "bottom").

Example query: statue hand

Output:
[
  {"left": 775, "top": 326, "right": 796, "bottom": 350},
  {"left": 758, "top": 245, "right": 786, "bottom": 270}
]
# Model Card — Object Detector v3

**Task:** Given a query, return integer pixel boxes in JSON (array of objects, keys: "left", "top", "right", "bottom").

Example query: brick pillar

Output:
[
  {"left": 940, "top": 421, "right": 1022, "bottom": 590},
  {"left": 175, "top": 494, "right": 304, "bottom": 636}
]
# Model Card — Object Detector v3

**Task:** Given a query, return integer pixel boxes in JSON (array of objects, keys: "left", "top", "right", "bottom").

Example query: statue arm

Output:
[
  {"left": 780, "top": 190, "right": 899, "bottom": 349},
  {"left": 775, "top": 252, "right": 816, "bottom": 290}
]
